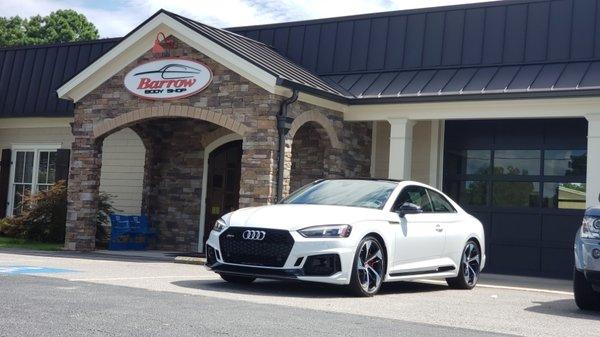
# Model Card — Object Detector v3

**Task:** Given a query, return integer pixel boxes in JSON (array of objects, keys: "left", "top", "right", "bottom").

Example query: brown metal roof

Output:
[{"left": 166, "top": 11, "right": 349, "bottom": 98}]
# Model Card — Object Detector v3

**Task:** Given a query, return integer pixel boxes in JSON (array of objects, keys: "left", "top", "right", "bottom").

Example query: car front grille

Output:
[{"left": 218, "top": 227, "right": 294, "bottom": 267}]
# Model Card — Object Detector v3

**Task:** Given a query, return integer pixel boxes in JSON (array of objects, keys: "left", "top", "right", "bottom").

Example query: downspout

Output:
[{"left": 276, "top": 89, "right": 299, "bottom": 202}]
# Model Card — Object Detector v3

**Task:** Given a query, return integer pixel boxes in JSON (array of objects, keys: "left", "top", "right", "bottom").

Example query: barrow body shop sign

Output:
[{"left": 124, "top": 58, "right": 212, "bottom": 100}]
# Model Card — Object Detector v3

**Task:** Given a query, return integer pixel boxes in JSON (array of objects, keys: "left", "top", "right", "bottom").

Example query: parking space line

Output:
[
  {"left": 69, "top": 275, "right": 220, "bottom": 282},
  {"left": 420, "top": 279, "right": 573, "bottom": 295}
]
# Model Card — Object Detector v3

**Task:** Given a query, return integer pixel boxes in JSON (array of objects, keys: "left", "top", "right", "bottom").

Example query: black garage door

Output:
[{"left": 443, "top": 119, "right": 587, "bottom": 278}]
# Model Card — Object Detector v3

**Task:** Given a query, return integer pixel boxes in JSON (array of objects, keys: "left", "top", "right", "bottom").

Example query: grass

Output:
[{"left": 0, "top": 236, "right": 62, "bottom": 251}]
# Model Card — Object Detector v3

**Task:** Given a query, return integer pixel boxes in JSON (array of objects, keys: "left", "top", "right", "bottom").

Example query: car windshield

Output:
[{"left": 281, "top": 179, "right": 398, "bottom": 209}]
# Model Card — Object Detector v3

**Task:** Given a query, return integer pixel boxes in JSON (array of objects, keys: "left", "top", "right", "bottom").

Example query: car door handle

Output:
[{"left": 435, "top": 224, "right": 443, "bottom": 232}]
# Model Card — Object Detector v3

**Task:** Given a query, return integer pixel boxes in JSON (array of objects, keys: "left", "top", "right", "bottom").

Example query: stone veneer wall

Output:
[
  {"left": 66, "top": 37, "right": 281, "bottom": 250},
  {"left": 65, "top": 36, "right": 371, "bottom": 251},
  {"left": 133, "top": 119, "right": 218, "bottom": 251},
  {"left": 283, "top": 102, "right": 372, "bottom": 196},
  {"left": 289, "top": 122, "right": 330, "bottom": 192}
]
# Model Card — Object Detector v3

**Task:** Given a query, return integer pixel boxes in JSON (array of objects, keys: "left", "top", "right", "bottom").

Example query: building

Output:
[{"left": 1, "top": 0, "right": 599, "bottom": 278}]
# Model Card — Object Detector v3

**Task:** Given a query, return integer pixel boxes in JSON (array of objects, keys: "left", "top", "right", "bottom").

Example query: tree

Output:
[{"left": 0, "top": 10, "right": 99, "bottom": 47}]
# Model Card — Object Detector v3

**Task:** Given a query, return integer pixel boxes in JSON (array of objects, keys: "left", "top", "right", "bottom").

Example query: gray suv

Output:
[{"left": 574, "top": 196, "right": 600, "bottom": 310}]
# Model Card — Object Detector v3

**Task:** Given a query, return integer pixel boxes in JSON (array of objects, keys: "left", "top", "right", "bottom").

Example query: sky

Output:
[{"left": 3, "top": 0, "right": 494, "bottom": 38}]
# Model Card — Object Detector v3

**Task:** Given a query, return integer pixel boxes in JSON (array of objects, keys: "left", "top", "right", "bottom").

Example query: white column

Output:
[
  {"left": 388, "top": 118, "right": 415, "bottom": 180},
  {"left": 428, "top": 120, "right": 441, "bottom": 188},
  {"left": 586, "top": 114, "right": 600, "bottom": 207}
]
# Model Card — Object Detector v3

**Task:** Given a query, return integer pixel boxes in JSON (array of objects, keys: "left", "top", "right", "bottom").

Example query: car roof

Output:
[{"left": 318, "top": 177, "right": 404, "bottom": 183}]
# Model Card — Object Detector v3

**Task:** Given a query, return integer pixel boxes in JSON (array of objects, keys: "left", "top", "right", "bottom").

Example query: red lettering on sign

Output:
[{"left": 137, "top": 78, "right": 197, "bottom": 90}]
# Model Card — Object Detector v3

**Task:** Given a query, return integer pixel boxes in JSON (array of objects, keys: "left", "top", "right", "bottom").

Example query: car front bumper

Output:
[
  {"left": 574, "top": 233, "right": 600, "bottom": 289},
  {"left": 205, "top": 228, "right": 356, "bottom": 285}
]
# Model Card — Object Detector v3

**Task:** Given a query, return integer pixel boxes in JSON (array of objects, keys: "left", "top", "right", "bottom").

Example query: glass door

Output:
[
  {"left": 8, "top": 148, "right": 57, "bottom": 216},
  {"left": 11, "top": 151, "right": 35, "bottom": 215}
]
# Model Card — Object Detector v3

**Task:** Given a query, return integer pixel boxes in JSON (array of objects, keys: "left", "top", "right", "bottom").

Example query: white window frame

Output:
[{"left": 6, "top": 144, "right": 61, "bottom": 217}]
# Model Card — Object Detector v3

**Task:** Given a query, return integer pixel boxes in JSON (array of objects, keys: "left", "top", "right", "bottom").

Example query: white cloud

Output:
[{"left": 2, "top": 0, "right": 494, "bottom": 38}]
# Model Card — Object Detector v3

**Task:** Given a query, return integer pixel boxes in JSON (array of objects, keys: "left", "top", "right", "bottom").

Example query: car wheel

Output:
[
  {"left": 574, "top": 268, "right": 600, "bottom": 310},
  {"left": 220, "top": 274, "right": 256, "bottom": 284},
  {"left": 447, "top": 240, "right": 481, "bottom": 290},
  {"left": 349, "top": 236, "right": 385, "bottom": 297}
]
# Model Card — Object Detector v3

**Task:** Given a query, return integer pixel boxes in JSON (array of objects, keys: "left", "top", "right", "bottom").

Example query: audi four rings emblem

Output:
[{"left": 242, "top": 230, "right": 266, "bottom": 241}]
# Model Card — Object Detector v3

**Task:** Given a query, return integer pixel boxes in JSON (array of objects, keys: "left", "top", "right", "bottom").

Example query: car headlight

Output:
[
  {"left": 581, "top": 216, "right": 600, "bottom": 239},
  {"left": 298, "top": 225, "right": 352, "bottom": 238},
  {"left": 213, "top": 218, "right": 227, "bottom": 232}
]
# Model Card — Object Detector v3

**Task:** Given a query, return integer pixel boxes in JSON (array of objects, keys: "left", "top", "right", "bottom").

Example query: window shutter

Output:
[
  {"left": 0, "top": 149, "right": 11, "bottom": 218},
  {"left": 55, "top": 149, "right": 71, "bottom": 184}
]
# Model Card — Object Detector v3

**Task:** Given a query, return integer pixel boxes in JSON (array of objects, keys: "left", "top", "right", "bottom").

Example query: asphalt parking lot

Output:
[{"left": 0, "top": 250, "right": 598, "bottom": 337}]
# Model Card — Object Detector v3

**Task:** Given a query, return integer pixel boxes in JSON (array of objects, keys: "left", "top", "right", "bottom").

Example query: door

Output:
[
  {"left": 7, "top": 148, "right": 57, "bottom": 216},
  {"left": 203, "top": 141, "right": 242, "bottom": 243},
  {"left": 443, "top": 119, "right": 587, "bottom": 278},
  {"left": 392, "top": 185, "right": 446, "bottom": 270}
]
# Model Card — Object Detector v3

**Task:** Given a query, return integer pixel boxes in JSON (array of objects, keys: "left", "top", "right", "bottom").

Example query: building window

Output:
[{"left": 8, "top": 146, "right": 59, "bottom": 216}]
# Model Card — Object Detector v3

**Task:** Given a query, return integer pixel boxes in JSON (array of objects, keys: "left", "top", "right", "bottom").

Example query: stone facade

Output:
[
  {"left": 65, "top": 36, "right": 372, "bottom": 251},
  {"left": 133, "top": 119, "right": 217, "bottom": 251}
]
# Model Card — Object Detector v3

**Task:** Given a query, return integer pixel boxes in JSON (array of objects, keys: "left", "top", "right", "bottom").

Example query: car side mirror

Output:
[{"left": 396, "top": 202, "right": 423, "bottom": 218}]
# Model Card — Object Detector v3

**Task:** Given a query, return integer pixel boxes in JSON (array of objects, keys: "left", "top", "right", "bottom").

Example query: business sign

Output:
[{"left": 124, "top": 58, "right": 212, "bottom": 100}]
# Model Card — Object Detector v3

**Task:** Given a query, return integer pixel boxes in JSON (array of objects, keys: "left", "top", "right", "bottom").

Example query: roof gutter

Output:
[
  {"left": 275, "top": 89, "right": 299, "bottom": 202},
  {"left": 276, "top": 78, "right": 352, "bottom": 104}
]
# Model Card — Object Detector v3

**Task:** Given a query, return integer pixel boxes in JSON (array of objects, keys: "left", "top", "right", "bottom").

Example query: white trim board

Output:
[
  {"left": 57, "top": 13, "right": 279, "bottom": 102},
  {"left": 0, "top": 118, "right": 72, "bottom": 129},
  {"left": 344, "top": 97, "right": 600, "bottom": 121}
]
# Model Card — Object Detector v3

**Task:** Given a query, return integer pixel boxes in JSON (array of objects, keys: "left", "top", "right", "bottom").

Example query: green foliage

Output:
[
  {"left": 1, "top": 181, "right": 67, "bottom": 243},
  {"left": 0, "top": 236, "right": 62, "bottom": 251},
  {"left": 0, "top": 9, "right": 99, "bottom": 47},
  {"left": 96, "top": 192, "right": 120, "bottom": 247},
  {"left": 0, "top": 181, "right": 118, "bottom": 245}
]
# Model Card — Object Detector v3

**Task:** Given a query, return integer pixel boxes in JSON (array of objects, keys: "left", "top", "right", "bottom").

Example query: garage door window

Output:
[
  {"left": 447, "top": 150, "right": 491, "bottom": 175},
  {"left": 492, "top": 181, "right": 540, "bottom": 207},
  {"left": 543, "top": 150, "right": 587, "bottom": 176},
  {"left": 447, "top": 180, "right": 487, "bottom": 207},
  {"left": 542, "top": 182, "right": 586, "bottom": 209},
  {"left": 493, "top": 150, "right": 540, "bottom": 176}
]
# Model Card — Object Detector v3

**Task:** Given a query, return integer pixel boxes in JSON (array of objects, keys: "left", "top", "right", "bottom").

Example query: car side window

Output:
[
  {"left": 427, "top": 189, "right": 457, "bottom": 213},
  {"left": 393, "top": 186, "right": 433, "bottom": 213}
]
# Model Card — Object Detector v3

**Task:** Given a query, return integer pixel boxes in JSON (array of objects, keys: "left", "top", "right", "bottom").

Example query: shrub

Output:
[
  {"left": 6, "top": 180, "right": 67, "bottom": 243},
  {"left": 2, "top": 181, "right": 118, "bottom": 245},
  {"left": 96, "top": 192, "right": 120, "bottom": 247},
  {"left": 0, "top": 217, "right": 13, "bottom": 236}
]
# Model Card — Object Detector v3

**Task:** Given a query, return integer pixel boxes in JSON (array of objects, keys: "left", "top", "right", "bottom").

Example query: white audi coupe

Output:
[{"left": 205, "top": 179, "right": 485, "bottom": 296}]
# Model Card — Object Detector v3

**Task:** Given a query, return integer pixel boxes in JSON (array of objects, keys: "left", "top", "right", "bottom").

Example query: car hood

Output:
[{"left": 224, "top": 204, "right": 393, "bottom": 231}]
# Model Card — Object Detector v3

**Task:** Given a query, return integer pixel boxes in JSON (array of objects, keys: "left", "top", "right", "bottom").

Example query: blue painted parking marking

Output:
[{"left": 0, "top": 266, "right": 75, "bottom": 275}]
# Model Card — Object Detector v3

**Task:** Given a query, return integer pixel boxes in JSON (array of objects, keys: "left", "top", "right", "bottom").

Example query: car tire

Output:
[
  {"left": 574, "top": 268, "right": 600, "bottom": 310},
  {"left": 447, "top": 240, "right": 481, "bottom": 290},
  {"left": 220, "top": 274, "right": 256, "bottom": 284},
  {"left": 348, "top": 236, "right": 386, "bottom": 297}
]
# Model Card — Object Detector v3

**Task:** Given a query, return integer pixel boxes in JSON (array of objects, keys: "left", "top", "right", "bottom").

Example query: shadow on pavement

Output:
[
  {"left": 524, "top": 299, "right": 600, "bottom": 321},
  {"left": 171, "top": 278, "right": 449, "bottom": 299},
  {"left": 0, "top": 248, "right": 171, "bottom": 264}
]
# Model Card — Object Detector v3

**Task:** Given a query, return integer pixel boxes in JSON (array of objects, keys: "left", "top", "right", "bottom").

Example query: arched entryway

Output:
[
  {"left": 84, "top": 106, "right": 247, "bottom": 252},
  {"left": 201, "top": 139, "right": 242, "bottom": 248},
  {"left": 289, "top": 122, "right": 333, "bottom": 192}
]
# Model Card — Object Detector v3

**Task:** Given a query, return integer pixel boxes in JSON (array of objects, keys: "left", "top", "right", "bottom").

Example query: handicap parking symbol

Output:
[{"left": 0, "top": 266, "right": 75, "bottom": 275}]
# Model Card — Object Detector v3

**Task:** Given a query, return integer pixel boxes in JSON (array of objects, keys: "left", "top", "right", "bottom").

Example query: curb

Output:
[{"left": 174, "top": 256, "right": 206, "bottom": 265}]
